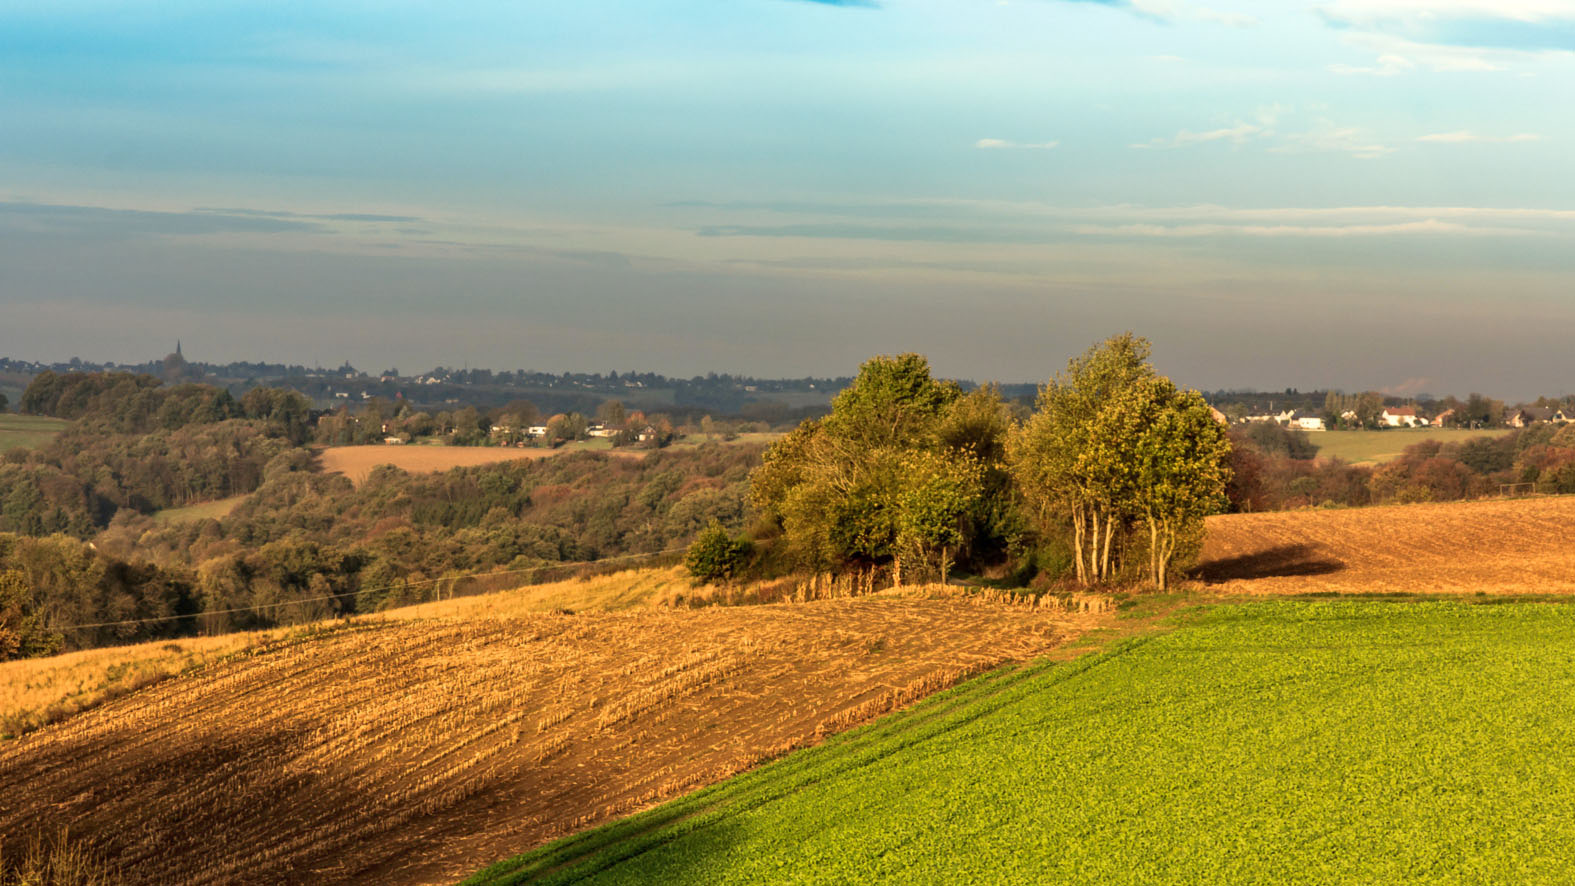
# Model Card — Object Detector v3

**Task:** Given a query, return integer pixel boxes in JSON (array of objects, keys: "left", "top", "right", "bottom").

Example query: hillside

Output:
[
  {"left": 0, "top": 585, "right": 1103, "bottom": 886},
  {"left": 468, "top": 600, "right": 1575, "bottom": 885},
  {"left": 1198, "top": 494, "right": 1575, "bottom": 595}
]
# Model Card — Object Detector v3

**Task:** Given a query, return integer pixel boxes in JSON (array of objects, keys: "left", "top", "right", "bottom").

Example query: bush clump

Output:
[{"left": 683, "top": 521, "right": 752, "bottom": 583}]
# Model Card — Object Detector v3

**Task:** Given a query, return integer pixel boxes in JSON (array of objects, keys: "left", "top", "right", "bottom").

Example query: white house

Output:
[
  {"left": 526, "top": 425, "right": 549, "bottom": 438},
  {"left": 1274, "top": 409, "right": 1297, "bottom": 426},
  {"left": 1296, "top": 415, "right": 1326, "bottom": 432},
  {"left": 587, "top": 425, "right": 617, "bottom": 438},
  {"left": 1381, "top": 407, "right": 1423, "bottom": 428}
]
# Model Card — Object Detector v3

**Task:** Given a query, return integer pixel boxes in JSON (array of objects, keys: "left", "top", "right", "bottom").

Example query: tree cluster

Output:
[
  {"left": 1007, "top": 335, "right": 1231, "bottom": 590},
  {"left": 751, "top": 338, "right": 1233, "bottom": 590},
  {"left": 749, "top": 354, "right": 1013, "bottom": 586}
]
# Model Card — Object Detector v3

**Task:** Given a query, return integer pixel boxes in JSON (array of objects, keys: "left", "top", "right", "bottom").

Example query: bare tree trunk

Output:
[
  {"left": 1099, "top": 510, "right": 1115, "bottom": 583},
  {"left": 1148, "top": 517, "right": 1160, "bottom": 590},
  {"left": 1071, "top": 507, "right": 1087, "bottom": 586},
  {"left": 893, "top": 554, "right": 903, "bottom": 588}
]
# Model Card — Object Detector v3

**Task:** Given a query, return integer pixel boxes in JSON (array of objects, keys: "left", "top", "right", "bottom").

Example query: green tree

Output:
[
  {"left": 0, "top": 568, "right": 63, "bottom": 660},
  {"left": 1118, "top": 379, "right": 1232, "bottom": 589},
  {"left": 0, "top": 391, "right": 8, "bottom": 413},
  {"left": 1008, "top": 333, "right": 1231, "bottom": 588},
  {"left": 684, "top": 520, "right": 753, "bottom": 582},
  {"left": 1008, "top": 334, "right": 1154, "bottom": 585},
  {"left": 894, "top": 450, "right": 985, "bottom": 585},
  {"left": 750, "top": 354, "right": 1003, "bottom": 580}
]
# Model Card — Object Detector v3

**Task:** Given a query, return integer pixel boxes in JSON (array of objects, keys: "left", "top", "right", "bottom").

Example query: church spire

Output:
[{"left": 176, "top": 339, "right": 182, "bottom": 358}]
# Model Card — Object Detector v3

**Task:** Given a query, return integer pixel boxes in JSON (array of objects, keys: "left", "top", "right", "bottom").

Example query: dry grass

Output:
[
  {"left": 0, "top": 596, "right": 1103, "bottom": 886},
  {"left": 316, "top": 444, "right": 646, "bottom": 486},
  {"left": 385, "top": 566, "right": 695, "bottom": 621},
  {"left": 1200, "top": 495, "right": 1575, "bottom": 595},
  {"left": 0, "top": 629, "right": 296, "bottom": 740}
]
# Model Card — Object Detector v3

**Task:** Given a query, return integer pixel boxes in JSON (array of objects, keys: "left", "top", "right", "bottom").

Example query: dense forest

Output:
[{"left": 1, "top": 371, "right": 754, "bottom": 655}]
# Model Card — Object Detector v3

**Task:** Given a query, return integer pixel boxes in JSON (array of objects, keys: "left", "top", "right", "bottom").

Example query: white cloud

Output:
[
  {"left": 1270, "top": 123, "right": 1393, "bottom": 159},
  {"left": 1329, "top": 53, "right": 1417, "bottom": 75},
  {"left": 1194, "top": 7, "right": 1259, "bottom": 27},
  {"left": 975, "top": 138, "right": 1059, "bottom": 149},
  {"left": 1321, "top": 1, "right": 1575, "bottom": 24},
  {"left": 1131, "top": 122, "right": 1262, "bottom": 149},
  {"left": 1416, "top": 130, "right": 1542, "bottom": 142}
]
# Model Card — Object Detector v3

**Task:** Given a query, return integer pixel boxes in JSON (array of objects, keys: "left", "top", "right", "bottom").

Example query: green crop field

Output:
[
  {"left": 467, "top": 600, "right": 1575, "bottom": 885},
  {"left": 0, "top": 414, "right": 68, "bottom": 451},
  {"left": 1311, "top": 428, "right": 1507, "bottom": 464}
]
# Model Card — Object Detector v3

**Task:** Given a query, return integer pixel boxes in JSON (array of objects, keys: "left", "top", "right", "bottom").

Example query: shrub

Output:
[{"left": 683, "top": 521, "right": 752, "bottom": 583}]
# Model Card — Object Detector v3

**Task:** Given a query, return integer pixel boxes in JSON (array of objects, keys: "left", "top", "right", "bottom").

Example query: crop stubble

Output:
[
  {"left": 1199, "top": 495, "right": 1575, "bottom": 595},
  {"left": 0, "top": 598, "right": 1098, "bottom": 886}
]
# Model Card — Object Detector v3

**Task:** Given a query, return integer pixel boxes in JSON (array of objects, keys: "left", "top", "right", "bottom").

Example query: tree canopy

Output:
[
  {"left": 750, "top": 353, "right": 1009, "bottom": 583},
  {"left": 1008, "top": 333, "right": 1231, "bottom": 588}
]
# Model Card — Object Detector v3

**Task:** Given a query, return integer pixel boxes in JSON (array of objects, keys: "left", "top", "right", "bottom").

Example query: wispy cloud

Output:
[
  {"left": 1132, "top": 123, "right": 1262, "bottom": 149},
  {"left": 1329, "top": 53, "right": 1417, "bottom": 75},
  {"left": 975, "top": 138, "right": 1060, "bottom": 149},
  {"left": 0, "top": 201, "right": 328, "bottom": 238},
  {"left": 1067, "top": 219, "right": 1525, "bottom": 237},
  {"left": 1416, "top": 130, "right": 1542, "bottom": 142},
  {"left": 1270, "top": 123, "right": 1393, "bottom": 159},
  {"left": 1319, "top": 0, "right": 1575, "bottom": 51}
]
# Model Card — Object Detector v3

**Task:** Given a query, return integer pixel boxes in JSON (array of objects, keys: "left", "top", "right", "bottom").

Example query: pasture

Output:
[
  {"left": 315, "top": 442, "right": 646, "bottom": 485},
  {"left": 151, "top": 495, "right": 248, "bottom": 525},
  {"left": 468, "top": 599, "right": 1575, "bottom": 885},
  {"left": 1310, "top": 428, "right": 1505, "bottom": 464},
  {"left": 0, "top": 414, "right": 68, "bottom": 451},
  {"left": 0, "top": 590, "right": 1099, "bottom": 886}
]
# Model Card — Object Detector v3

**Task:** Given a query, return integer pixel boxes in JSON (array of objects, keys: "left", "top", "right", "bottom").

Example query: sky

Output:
[{"left": 2, "top": 0, "right": 1574, "bottom": 397}]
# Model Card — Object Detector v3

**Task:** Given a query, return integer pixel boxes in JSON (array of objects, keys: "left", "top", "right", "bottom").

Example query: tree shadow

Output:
[{"left": 1195, "top": 544, "right": 1346, "bottom": 583}]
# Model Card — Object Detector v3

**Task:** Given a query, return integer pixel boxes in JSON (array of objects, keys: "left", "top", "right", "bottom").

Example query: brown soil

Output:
[
  {"left": 1200, "top": 495, "right": 1575, "bottom": 595},
  {"left": 317, "top": 445, "right": 645, "bottom": 486},
  {"left": 0, "top": 598, "right": 1104, "bottom": 886}
]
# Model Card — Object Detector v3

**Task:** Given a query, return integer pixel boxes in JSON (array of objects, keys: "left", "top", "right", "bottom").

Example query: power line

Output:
[{"left": 52, "top": 547, "right": 687, "bottom": 633}]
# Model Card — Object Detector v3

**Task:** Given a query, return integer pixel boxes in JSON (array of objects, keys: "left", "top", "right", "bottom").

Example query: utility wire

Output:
[{"left": 52, "top": 547, "right": 687, "bottom": 633}]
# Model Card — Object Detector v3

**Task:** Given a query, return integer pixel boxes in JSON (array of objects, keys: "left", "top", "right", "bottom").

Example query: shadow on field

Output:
[{"left": 1196, "top": 544, "right": 1345, "bottom": 583}]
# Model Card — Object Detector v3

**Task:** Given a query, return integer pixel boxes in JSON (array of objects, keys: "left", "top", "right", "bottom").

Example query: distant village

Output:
[{"left": 1233, "top": 404, "right": 1571, "bottom": 432}]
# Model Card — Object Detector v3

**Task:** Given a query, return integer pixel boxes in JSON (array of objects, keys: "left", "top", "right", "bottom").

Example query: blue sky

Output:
[{"left": 3, "top": 0, "right": 1574, "bottom": 396}]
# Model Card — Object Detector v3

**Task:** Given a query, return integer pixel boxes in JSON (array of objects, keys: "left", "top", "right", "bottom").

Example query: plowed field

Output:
[
  {"left": 0, "top": 598, "right": 1101, "bottom": 886},
  {"left": 1200, "top": 495, "right": 1575, "bottom": 595}
]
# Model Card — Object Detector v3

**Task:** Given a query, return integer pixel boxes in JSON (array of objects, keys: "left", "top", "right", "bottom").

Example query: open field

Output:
[
  {"left": 0, "top": 414, "right": 68, "bottom": 451},
  {"left": 0, "top": 593, "right": 1100, "bottom": 886},
  {"left": 1310, "top": 428, "right": 1506, "bottom": 464},
  {"left": 1198, "top": 494, "right": 1575, "bottom": 595},
  {"left": 664, "top": 431, "right": 784, "bottom": 452},
  {"left": 151, "top": 495, "right": 249, "bottom": 525},
  {"left": 0, "top": 569, "right": 685, "bottom": 741},
  {"left": 468, "top": 599, "right": 1575, "bottom": 885},
  {"left": 316, "top": 443, "right": 646, "bottom": 485}
]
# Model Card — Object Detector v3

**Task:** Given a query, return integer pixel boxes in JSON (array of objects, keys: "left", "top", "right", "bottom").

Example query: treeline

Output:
[
  {"left": 1227, "top": 422, "right": 1567, "bottom": 509},
  {"left": 20, "top": 370, "right": 312, "bottom": 441}
]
